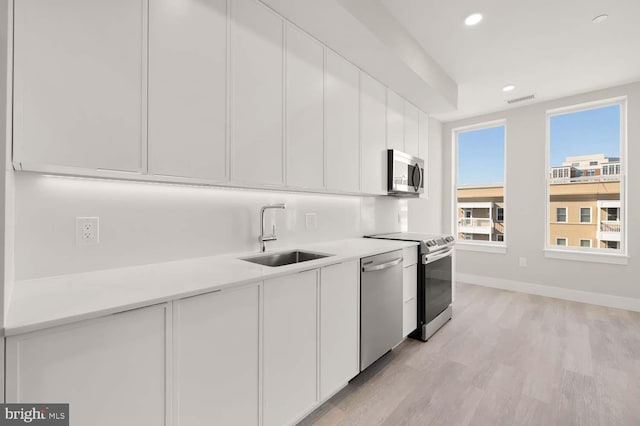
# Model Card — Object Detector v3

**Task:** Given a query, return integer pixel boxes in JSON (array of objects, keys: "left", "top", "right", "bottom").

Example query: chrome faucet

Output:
[{"left": 259, "top": 204, "right": 286, "bottom": 252}]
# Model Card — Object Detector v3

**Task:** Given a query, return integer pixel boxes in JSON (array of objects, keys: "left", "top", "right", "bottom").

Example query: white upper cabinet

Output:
[
  {"left": 173, "top": 284, "right": 259, "bottom": 426},
  {"left": 285, "top": 24, "right": 324, "bottom": 189},
  {"left": 13, "top": 0, "right": 146, "bottom": 173},
  {"left": 5, "top": 305, "right": 168, "bottom": 426},
  {"left": 403, "top": 101, "right": 420, "bottom": 158},
  {"left": 230, "top": 0, "right": 284, "bottom": 186},
  {"left": 386, "top": 89, "right": 404, "bottom": 152},
  {"left": 263, "top": 271, "right": 318, "bottom": 426},
  {"left": 148, "top": 0, "right": 227, "bottom": 181},
  {"left": 320, "top": 261, "right": 360, "bottom": 400},
  {"left": 360, "top": 73, "right": 387, "bottom": 195},
  {"left": 325, "top": 50, "right": 360, "bottom": 193}
]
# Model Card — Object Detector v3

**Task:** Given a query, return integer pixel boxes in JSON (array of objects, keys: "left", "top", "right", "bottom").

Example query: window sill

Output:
[
  {"left": 544, "top": 248, "right": 629, "bottom": 265},
  {"left": 455, "top": 241, "right": 507, "bottom": 254}
]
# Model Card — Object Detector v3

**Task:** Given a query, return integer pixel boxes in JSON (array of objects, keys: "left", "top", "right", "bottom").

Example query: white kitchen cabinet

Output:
[
  {"left": 173, "top": 284, "right": 259, "bottom": 426},
  {"left": 402, "top": 247, "right": 418, "bottom": 337},
  {"left": 13, "top": 0, "right": 146, "bottom": 173},
  {"left": 404, "top": 102, "right": 420, "bottom": 158},
  {"left": 148, "top": 0, "right": 227, "bottom": 181},
  {"left": 419, "top": 110, "right": 429, "bottom": 198},
  {"left": 360, "top": 73, "right": 387, "bottom": 195},
  {"left": 285, "top": 24, "right": 325, "bottom": 189},
  {"left": 386, "top": 89, "right": 404, "bottom": 152},
  {"left": 264, "top": 270, "right": 318, "bottom": 426},
  {"left": 325, "top": 50, "right": 360, "bottom": 193},
  {"left": 320, "top": 261, "right": 360, "bottom": 400},
  {"left": 230, "top": 0, "right": 284, "bottom": 185},
  {"left": 5, "top": 304, "right": 168, "bottom": 426}
]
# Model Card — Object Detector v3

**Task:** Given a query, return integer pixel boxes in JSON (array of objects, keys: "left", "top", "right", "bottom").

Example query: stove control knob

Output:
[
  {"left": 427, "top": 239, "right": 437, "bottom": 247},
  {"left": 446, "top": 236, "right": 454, "bottom": 242}
]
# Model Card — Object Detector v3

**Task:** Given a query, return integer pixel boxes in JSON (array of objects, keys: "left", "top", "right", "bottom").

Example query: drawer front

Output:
[
  {"left": 402, "top": 246, "right": 418, "bottom": 267},
  {"left": 402, "top": 264, "right": 417, "bottom": 301},
  {"left": 402, "top": 298, "right": 417, "bottom": 337}
]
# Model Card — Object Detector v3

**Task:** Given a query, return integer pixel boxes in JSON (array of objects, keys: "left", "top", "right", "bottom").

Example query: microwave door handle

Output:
[
  {"left": 418, "top": 164, "right": 424, "bottom": 190},
  {"left": 412, "top": 163, "right": 420, "bottom": 191}
]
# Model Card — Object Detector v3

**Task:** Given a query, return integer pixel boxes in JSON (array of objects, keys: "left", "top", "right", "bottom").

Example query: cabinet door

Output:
[
  {"left": 6, "top": 305, "right": 168, "bottom": 426},
  {"left": 286, "top": 24, "right": 324, "bottom": 189},
  {"left": 360, "top": 73, "right": 387, "bottom": 195},
  {"left": 325, "top": 50, "right": 360, "bottom": 193},
  {"left": 148, "top": 0, "right": 227, "bottom": 181},
  {"left": 264, "top": 271, "right": 317, "bottom": 426},
  {"left": 230, "top": 0, "right": 284, "bottom": 185},
  {"left": 173, "top": 284, "right": 259, "bottom": 426},
  {"left": 320, "top": 261, "right": 359, "bottom": 400},
  {"left": 403, "top": 264, "right": 418, "bottom": 337},
  {"left": 13, "top": 0, "right": 145, "bottom": 172},
  {"left": 404, "top": 102, "right": 420, "bottom": 158},
  {"left": 386, "top": 89, "right": 404, "bottom": 152}
]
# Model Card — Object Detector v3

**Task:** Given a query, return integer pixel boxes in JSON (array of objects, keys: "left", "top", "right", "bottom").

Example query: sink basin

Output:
[{"left": 242, "top": 250, "right": 332, "bottom": 267}]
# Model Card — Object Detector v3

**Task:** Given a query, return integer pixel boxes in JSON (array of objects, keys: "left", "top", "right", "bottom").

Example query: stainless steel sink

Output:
[{"left": 241, "top": 250, "right": 332, "bottom": 267}]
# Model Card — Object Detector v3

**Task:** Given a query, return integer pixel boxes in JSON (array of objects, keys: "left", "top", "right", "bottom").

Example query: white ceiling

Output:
[{"left": 380, "top": 0, "right": 640, "bottom": 122}]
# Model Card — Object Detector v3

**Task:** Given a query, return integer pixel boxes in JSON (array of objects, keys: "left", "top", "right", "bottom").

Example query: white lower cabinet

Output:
[
  {"left": 402, "top": 248, "right": 418, "bottom": 337},
  {"left": 263, "top": 270, "right": 318, "bottom": 426},
  {"left": 320, "top": 261, "right": 360, "bottom": 400},
  {"left": 173, "top": 284, "right": 259, "bottom": 426},
  {"left": 5, "top": 304, "right": 169, "bottom": 426}
]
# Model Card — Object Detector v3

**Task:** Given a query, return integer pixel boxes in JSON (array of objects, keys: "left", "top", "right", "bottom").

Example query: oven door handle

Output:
[
  {"left": 423, "top": 248, "right": 453, "bottom": 264},
  {"left": 362, "top": 257, "right": 403, "bottom": 272}
]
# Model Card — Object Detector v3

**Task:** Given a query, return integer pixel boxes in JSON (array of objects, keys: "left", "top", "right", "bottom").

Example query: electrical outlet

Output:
[
  {"left": 76, "top": 217, "right": 99, "bottom": 246},
  {"left": 305, "top": 213, "right": 317, "bottom": 230},
  {"left": 519, "top": 257, "right": 527, "bottom": 267}
]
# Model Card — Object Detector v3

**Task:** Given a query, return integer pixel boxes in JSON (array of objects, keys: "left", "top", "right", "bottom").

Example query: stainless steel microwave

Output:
[{"left": 387, "top": 149, "right": 424, "bottom": 196}]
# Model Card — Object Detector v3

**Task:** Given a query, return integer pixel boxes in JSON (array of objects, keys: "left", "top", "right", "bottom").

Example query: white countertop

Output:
[{"left": 5, "top": 238, "right": 417, "bottom": 336}]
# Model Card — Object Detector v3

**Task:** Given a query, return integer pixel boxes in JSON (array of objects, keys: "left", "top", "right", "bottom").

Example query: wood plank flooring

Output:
[{"left": 299, "top": 282, "right": 640, "bottom": 426}]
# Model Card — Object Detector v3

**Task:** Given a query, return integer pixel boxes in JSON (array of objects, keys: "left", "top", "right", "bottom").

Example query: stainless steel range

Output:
[{"left": 365, "top": 232, "right": 455, "bottom": 341}]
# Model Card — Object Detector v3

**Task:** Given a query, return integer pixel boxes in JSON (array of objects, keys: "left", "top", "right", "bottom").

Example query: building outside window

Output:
[
  {"left": 454, "top": 122, "right": 506, "bottom": 244},
  {"left": 547, "top": 100, "right": 625, "bottom": 252}
]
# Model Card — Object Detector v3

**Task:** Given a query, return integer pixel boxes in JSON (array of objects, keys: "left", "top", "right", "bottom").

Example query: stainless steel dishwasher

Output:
[{"left": 360, "top": 249, "right": 404, "bottom": 371}]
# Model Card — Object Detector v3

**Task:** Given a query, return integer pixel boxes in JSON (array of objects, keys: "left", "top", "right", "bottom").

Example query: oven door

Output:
[
  {"left": 388, "top": 150, "right": 424, "bottom": 195},
  {"left": 422, "top": 249, "right": 453, "bottom": 324}
]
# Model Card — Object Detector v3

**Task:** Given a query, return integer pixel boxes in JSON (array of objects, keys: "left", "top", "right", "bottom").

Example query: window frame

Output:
[
  {"left": 579, "top": 207, "right": 592, "bottom": 224},
  {"left": 452, "top": 119, "right": 508, "bottom": 254},
  {"left": 496, "top": 207, "right": 504, "bottom": 222},
  {"left": 555, "top": 207, "right": 568, "bottom": 223},
  {"left": 556, "top": 237, "right": 568, "bottom": 246},
  {"left": 580, "top": 239, "right": 592, "bottom": 248},
  {"left": 544, "top": 96, "right": 628, "bottom": 264}
]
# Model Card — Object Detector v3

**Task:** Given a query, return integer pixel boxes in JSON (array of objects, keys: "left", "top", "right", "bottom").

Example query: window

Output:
[
  {"left": 496, "top": 234, "right": 504, "bottom": 242},
  {"left": 579, "top": 207, "right": 591, "bottom": 223},
  {"left": 454, "top": 122, "right": 506, "bottom": 245},
  {"left": 556, "top": 207, "right": 567, "bottom": 223},
  {"left": 605, "top": 241, "right": 619, "bottom": 249},
  {"left": 547, "top": 99, "right": 625, "bottom": 253}
]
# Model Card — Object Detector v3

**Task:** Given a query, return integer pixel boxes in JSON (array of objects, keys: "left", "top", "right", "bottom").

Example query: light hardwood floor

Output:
[{"left": 299, "top": 282, "right": 640, "bottom": 426}]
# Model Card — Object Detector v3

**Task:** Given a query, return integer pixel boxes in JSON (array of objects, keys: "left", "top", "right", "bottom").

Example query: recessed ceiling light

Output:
[
  {"left": 464, "top": 13, "right": 483, "bottom": 26},
  {"left": 502, "top": 85, "right": 516, "bottom": 92},
  {"left": 592, "top": 14, "right": 608, "bottom": 24}
]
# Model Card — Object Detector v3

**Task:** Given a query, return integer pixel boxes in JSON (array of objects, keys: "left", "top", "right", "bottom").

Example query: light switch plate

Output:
[
  {"left": 305, "top": 213, "right": 317, "bottom": 230},
  {"left": 76, "top": 217, "right": 99, "bottom": 246}
]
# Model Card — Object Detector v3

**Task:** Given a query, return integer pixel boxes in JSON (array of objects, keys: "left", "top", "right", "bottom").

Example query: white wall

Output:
[
  {"left": 13, "top": 174, "right": 402, "bottom": 280},
  {"left": 443, "top": 81, "right": 640, "bottom": 302},
  {"left": 408, "top": 117, "right": 443, "bottom": 233}
]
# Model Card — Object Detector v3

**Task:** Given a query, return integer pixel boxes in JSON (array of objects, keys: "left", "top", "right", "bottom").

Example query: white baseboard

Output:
[{"left": 457, "top": 273, "right": 640, "bottom": 312}]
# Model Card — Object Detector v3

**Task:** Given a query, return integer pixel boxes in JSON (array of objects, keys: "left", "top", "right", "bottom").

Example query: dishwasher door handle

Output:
[{"left": 362, "top": 257, "right": 403, "bottom": 272}]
